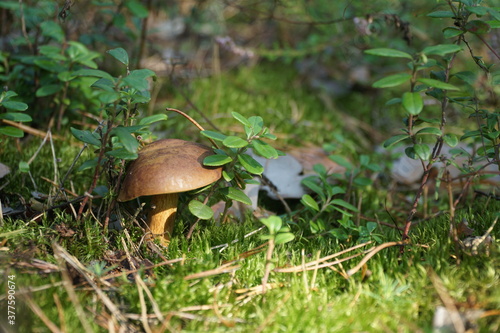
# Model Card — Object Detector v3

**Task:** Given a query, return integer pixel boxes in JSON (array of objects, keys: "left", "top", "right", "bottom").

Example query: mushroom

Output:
[{"left": 117, "top": 139, "right": 222, "bottom": 246}]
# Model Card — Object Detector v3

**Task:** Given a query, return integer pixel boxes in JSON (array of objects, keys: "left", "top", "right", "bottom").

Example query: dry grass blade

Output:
[
  {"left": 428, "top": 267, "right": 465, "bottom": 333},
  {"left": 52, "top": 243, "right": 132, "bottom": 330},
  {"left": 21, "top": 294, "right": 63, "bottom": 333},
  {"left": 274, "top": 241, "right": 372, "bottom": 273},
  {"left": 183, "top": 263, "right": 240, "bottom": 280},
  {"left": 347, "top": 241, "right": 405, "bottom": 277}
]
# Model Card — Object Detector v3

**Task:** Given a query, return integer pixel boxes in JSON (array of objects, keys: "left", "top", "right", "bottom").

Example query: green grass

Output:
[
  {"left": 0, "top": 61, "right": 499, "bottom": 333},
  {"left": 0, "top": 199, "right": 498, "bottom": 332}
]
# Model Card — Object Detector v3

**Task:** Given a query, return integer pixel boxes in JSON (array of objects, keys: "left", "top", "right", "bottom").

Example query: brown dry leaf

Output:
[
  {"left": 54, "top": 223, "right": 76, "bottom": 238},
  {"left": 456, "top": 218, "right": 474, "bottom": 238}
]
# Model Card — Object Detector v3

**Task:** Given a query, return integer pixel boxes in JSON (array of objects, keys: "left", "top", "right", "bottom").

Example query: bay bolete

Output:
[{"left": 118, "top": 139, "right": 222, "bottom": 246}]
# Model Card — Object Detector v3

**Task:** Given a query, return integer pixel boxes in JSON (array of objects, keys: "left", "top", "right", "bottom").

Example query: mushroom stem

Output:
[{"left": 147, "top": 193, "right": 179, "bottom": 246}]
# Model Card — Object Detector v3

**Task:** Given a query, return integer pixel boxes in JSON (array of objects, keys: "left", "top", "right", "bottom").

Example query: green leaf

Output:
[
  {"left": 227, "top": 187, "right": 252, "bottom": 205},
  {"left": 98, "top": 91, "right": 120, "bottom": 104},
  {"left": 188, "top": 200, "right": 214, "bottom": 220},
  {"left": 1, "top": 101, "right": 28, "bottom": 111},
  {"left": 238, "top": 154, "right": 264, "bottom": 175},
  {"left": 301, "top": 194, "right": 319, "bottom": 211},
  {"left": 274, "top": 232, "right": 295, "bottom": 245},
  {"left": 354, "top": 177, "right": 373, "bottom": 187},
  {"left": 417, "top": 78, "right": 460, "bottom": 90},
  {"left": 443, "top": 27, "right": 464, "bottom": 39},
  {"left": 246, "top": 116, "right": 263, "bottom": 136},
  {"left": 138, "top": 114, "right": 168, "bottom": 125},
  {"left": 231, "top": 111, "right": 252, "bottom": 127},
  {"left": 402, "top": 92, "right": 423, "bottom": 115},
  {"left": 201, "top": 130, "right": 227, "bottom": 142},
  {"left": 203, "top": 154, "right": 232, "bottom": 166},
  {"left": 443, "top": 133, "right": 459, "bottom": 147},
  {"left": 466, "top": 6, "right": 488, "bottom": 16},
  {"left": 107, "top": 48, "right": 129, "bottom": 66},
  {"left": 331, "top": 199, "right": 358, "bottom": 212},
  {"left": 223, "top": 136, "right": 248, "bottom": 148},
  {"left": 372, "top": 73, "right": 412, "bottom": 88},
  {"left": 301, "top": 178, "right": 326, "bottom": 200},
  {"left": 72, "top": 69, "right": 114, "bottom": 81},
  {"left": 0, "top": 126, "right": 23, "bottom": 137},
  {"left": 487, "top": 8, "right": 500, "bottom": 21},
  {"left": 427, "top": 11, "right": 455, "bottom": 18},
  {"left": 453, "top": 71, "right": 476, "bottom": 85},
  {"left": 111, "top": 127, "right": 139, "bottom": 153},
  {"left": 414, "top": 144, "right": 431, "bottom": 160},
  {"left": 36, "top": 84, "right": 62, "bottom": 97},
  {"left": 328, "top": 155, "right": 353, "bottom": 169},
  {"left": 465, "top": 20, "right": 491, "bottom": 34},
  {"left": 40, "top": 21, "right": 64, "bottom": 43},
  {"left": 105, "top": 148, "right": 138, "bottom": 160},
  {"left": 77, "top": 158, "right": 98, "bottom": 172},
  {"left": 416, "top": 127, "right": 442, "bottom": 136},
  {"left": 364, "top": 48, "right": 412, "bottom": 59},
  {"left": 125, "top": 0, "right": 149, "bottom": 18},
  {"left": 251, "top": 139, "right": 278, "bottom": 159},
  {"left": 122, "top": 69, "right": 156, "bottom": 91},
  {"left": 70, "top": 127, "right": 101, "bottom": 146},
  {"left": 383, "top": 134, "right": 410, "bottom": 148},
  {"left": 0, "top": 112, "right": 32, "bottom": 122},
  {"left": 261, "top": 216, "right": 282, "bottom": 234},
  {"left": 18, "top": 161, "right": 30, "bottom": 173},
  {"left": 90, "top": 79, "right": 118, "bottom": 92},
  {"left": 422, "top": 44, "right": 462, "bottom": 56}
]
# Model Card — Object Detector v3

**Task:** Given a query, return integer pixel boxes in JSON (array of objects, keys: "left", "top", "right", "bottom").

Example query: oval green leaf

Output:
[
  {"left": 238, "top": 154, "right": 264, "bottom": 175},
  {"left": 364, "top": 48, "right": 412, "bottom": 59},
  {"left": 252, "top": 139, "right": 278, "bottom": 159},
  {"left": 372, "top": 73, "right": 412, "bottom": 88},
  {"left": 107, "top": 47, "right": 129, "bottom": 66},
  {"left": 188, "top": 200, "right": 214, "bottom": 220},
  {"left": 36, "top": 84, "right": 62, "bottom": 97},
  {"left": 383, "top": 134, "right": 410, "bottom": 148},
  {"left": 227, "top": 187, "right": 252, "bottom": 206},
  {"left": 416, "top": 127, "right": 442, "bottom": 136},
  {"left": 201, "top": 130, "right": 227, "bottom": 142},
  {"left": 70, "top": 127, "right": 101, "bottom": 146},
  {"left": 301, "top": 194, "right": 319, "bottom": 211},
  {"left": 422, "top": 44, "right": 462, "bottom": 56},
  {"left": 203, "top": 154, "right": 232, "bottom": 166},
  {"left": 417, "top": 78, "right": 460, "bottom": 91},
  {"left": 231, "top": 111, "right": 252, "bottom": 127},
  {"left": 274, "top": 232, "right": 295, "bottom": 245},
  {"left": 443, "top": 133, "right": 459, "bottom": 147},
  {"left": 414, "top": 144, "right": 431, "bottom": 161},
  {"left": 1, "top": 101, "right": 28, "bottom": 111},
  {"left": 402, "top": 92, "right": 423, "bottom": 115},
  {"left": 0, "top": 126, "right": 24, "bottom": 138},
  {"left": 465, "top": 20, "right": 491, "bottom": 34},
  {"left": 223, "top": 136, "right": 248, "bottom": 148}
]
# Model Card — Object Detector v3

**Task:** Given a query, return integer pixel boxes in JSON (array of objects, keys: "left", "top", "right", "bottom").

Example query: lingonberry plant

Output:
[{"left": 365, "top": 0, "right": 500, "bottom": 241}]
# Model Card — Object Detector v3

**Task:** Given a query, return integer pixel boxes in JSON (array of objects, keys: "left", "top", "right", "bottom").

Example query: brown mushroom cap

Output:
[{"left": 117, "top": 139, "right": 222, "bottom": 202}]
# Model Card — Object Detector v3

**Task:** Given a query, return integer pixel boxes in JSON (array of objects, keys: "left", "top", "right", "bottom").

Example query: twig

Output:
[
  {"left": 347, "top": 241, "right": 405, "bottom": 277},
  {"left": 1, "top": 119, "right": 64, "bottom": 140},
  {"left": 166, "top": 108, "right": 219, "bottom": 148}
]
